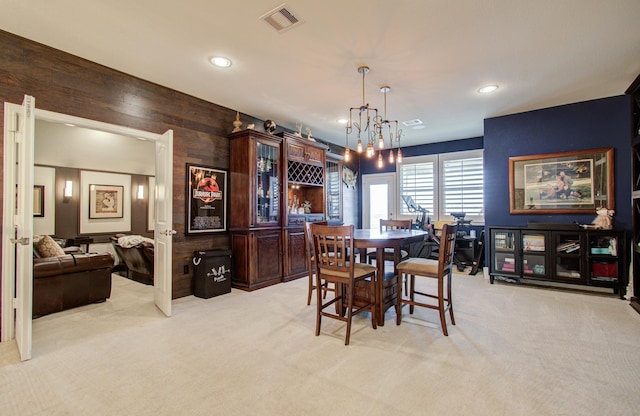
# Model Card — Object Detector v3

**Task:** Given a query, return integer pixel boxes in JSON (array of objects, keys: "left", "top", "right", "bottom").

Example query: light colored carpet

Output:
[{"left": 1, "top": 272, "right": 639, "bottom": 416}]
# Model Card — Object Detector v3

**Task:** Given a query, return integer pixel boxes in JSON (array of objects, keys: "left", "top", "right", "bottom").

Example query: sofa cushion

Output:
[
  {"left": 33, "top": 252, "right": 114, "bottom": 278},
  {"left": 34, "top": 235, "right": 66, "bottom": 258}
]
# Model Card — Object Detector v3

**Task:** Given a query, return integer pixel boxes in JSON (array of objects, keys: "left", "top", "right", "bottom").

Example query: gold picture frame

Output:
[{"left": 509, "top": 147, "right": 614, "bottom": 214}]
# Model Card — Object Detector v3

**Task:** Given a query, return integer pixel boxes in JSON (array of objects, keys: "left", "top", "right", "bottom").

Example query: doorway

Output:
[
  {"left": 2, "top": 98, "right": 174, "bottom": 360},
  {"left": 362, "top": 173, "right": 397, "bottom": 229}
]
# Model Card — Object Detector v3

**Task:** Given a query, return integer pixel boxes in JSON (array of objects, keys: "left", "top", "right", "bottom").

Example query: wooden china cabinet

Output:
[
  {"left": 228, "top": 129, "right": 327, "bottom": 290},
  {"left": 229, "top": 129, "right": 283, "bottom": 291},
  {"left": 278, "top": 132, "right": 327, "bottom": 281}
]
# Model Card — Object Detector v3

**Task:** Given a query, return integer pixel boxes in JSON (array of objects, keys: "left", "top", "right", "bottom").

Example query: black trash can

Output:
[{"left": 192, "top": 250, "right": 232, "bottom": 299}]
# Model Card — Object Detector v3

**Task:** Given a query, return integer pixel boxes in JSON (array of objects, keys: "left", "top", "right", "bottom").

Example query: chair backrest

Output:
[
  {"left": 310, "top": 223, "right": 354, "bottom": 280},
  {"left": 438, "top": 223, "right": 458, "bottom": 275},
  {"left": 304, "top": 220, "right": 328, "bottom": 259},
  {"left": 380, "top": 218, "right": 412, "bottom": 232}
]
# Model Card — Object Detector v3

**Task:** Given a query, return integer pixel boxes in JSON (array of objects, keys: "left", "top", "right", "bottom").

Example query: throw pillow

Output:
[{"left": 35, "top": 235, "right": 66, "bottom": 258}]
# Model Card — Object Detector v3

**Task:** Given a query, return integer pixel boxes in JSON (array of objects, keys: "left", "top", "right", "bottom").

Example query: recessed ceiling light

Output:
[
  {"left": 478, "top": 85, "right": 499, "bottom": 94},
  {"left": 209, "top": 56, "right": 232, "bottom": 68},
  {"left": 337, "top": 118, "right": 348, "bottom": 125}
]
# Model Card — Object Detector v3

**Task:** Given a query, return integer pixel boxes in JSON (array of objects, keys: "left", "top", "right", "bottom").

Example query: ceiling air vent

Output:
[
  {"left": 402, "top": 119, "right": 423, "bottom": 127},
  {"left": 260, "top": 3, "right": 303, "bottom": 33}
]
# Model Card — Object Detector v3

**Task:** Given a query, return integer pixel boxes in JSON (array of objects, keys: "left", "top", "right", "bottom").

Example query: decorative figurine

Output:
[
  {"left": 592, "top": 207, "right": 614, "bottom": 229},
  {"left": 264, "top": 119, "right": 276, "bottom": 134},
  {"left": 306, "top": 127, "right": 315, "bottom": 141},
  {"left": 232, "top": 111, "right": 243, "bottom": 132},
  {"left": 295, "top": 122, "right": 303, "bottom": 137}
]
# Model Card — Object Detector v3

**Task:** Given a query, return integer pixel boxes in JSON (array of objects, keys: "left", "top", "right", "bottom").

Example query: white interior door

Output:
[
  {"left": 362, "top": 173, "right": 396, "bottom": 229},
  {"left": 153, "top": 130, "right": 173, "bottom": 316},
  {"left": 1, "top": 96, "right": 35, "bottom": 360}
]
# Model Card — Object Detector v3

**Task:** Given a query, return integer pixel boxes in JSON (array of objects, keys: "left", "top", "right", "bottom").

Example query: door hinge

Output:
[
  {"left": 12, "top": 298, "right": 18, "bottom": 309},
  {"left": 8, "top": 112, "right": 19, "bottom": 133}
]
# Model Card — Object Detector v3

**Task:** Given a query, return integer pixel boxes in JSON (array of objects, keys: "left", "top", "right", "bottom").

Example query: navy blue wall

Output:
[{"left": 484, "top": 95, "right": 631, "bottom": 233}]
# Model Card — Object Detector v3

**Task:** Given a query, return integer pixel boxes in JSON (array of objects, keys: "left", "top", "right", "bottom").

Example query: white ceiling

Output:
[{"left": 3, "top": 1, "right": 640, "bottom": 149}]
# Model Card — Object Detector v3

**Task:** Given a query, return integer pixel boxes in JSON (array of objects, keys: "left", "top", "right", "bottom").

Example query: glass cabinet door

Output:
[
  {"left": 256, "top": 141, "right": 280, "bottom": 224},
  {"left": 521, "top": 231, "right": 548, "bottom": 278},
  {"left": 325, "top": 158, "right": 341, "bottom": 220},
  {"left": 491, "top": 229, "right": 519, "bottom": 276},
  {"left": 553, "top": 231, "right": 585, "bottom": 282}
]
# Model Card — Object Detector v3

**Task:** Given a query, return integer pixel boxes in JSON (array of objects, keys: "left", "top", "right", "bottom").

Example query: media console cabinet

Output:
[{"left": 489, "top": 225, "right": 627, "bottom": 298}]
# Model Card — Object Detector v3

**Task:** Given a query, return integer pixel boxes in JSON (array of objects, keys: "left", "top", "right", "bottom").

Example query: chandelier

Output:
[
  {"left": 344, "top": 66, "right": 379, "bottom": 162},
  {"left": 343, "top": 66, "right": 403, "bottom": 167},
  {"left": 376, "top": 85, "right": 403, "bottom": 166}
]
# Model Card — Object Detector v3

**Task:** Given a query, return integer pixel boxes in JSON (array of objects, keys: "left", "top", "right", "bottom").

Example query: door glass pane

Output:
[
  {"left": 257, "top": 142, "right": 279, "bottom": 224},
  {"left": 369, "top": 184, "right": 388, "bottom": 229}
]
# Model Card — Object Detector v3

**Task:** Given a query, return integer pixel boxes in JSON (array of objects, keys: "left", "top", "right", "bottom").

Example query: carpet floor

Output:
[{"left": 1, "top": 272, "right": 639, "bottom": 415}]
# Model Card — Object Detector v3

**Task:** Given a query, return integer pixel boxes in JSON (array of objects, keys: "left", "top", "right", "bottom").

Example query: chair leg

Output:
[
  {"left": 315, "top": 275, "right": 323, "bottom": 337},
  {"left": 447, "top": 272, "right": 456, "bottom": 326},
  {"left": 345, "top": 283, "right": 354, "bottom": 345},
  {"left": 438, "top": 276, "right": 448, "bottom": 336},
  {"left": 396, "top": 273, "right": 403, "bottom": 325},
  {"left": 409, "top": 275, "right": 415, "bottom": 314},
  {"left": 370, "top": 278, "right": 377, "bottom": 330},
  {"left": 307, "top": 273, "right": 314, "bottom": 305}
]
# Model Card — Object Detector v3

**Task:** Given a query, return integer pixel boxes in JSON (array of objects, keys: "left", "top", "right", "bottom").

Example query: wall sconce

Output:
[
  {"left": 64, "top": 180, "right": 73, "bottom": 197},
  {"left": 137, "top": 184, "right": 145, "bottom": 200}
]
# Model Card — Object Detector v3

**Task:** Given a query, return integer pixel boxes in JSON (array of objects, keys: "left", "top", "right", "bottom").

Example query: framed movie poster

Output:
[{"left": 186, "top": 164, "right": 227, "bottom": 234}]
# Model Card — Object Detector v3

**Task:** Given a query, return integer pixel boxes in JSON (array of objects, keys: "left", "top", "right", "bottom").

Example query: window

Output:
[
  {"left": 399, "top": 150, "right": 484, "bottom": 223},
  {"left": 399, "top": 155, "right": 436, "bottom": 216}
]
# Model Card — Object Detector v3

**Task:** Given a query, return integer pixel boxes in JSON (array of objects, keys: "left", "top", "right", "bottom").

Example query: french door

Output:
[
  {"left": 362, "top": 173, "right": 397, "bottom": 229},
  {"left": 2, "top": 96, "right": 174, "bottom": 360}
]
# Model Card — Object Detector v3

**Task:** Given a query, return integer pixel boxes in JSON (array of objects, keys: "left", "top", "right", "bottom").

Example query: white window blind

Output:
[
  {"left": 441, "top": 155, "right": 484, "bottom": 217},
  {"left": 398, "top": 150, "right": 484, "bottom": 222},
  {"left": 399, "top": 159, "right": 435, "bottom": 216}
]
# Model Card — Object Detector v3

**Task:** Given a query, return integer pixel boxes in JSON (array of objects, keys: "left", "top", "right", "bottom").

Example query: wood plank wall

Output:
[{"left": 0, "top": 29, "right": 264, "bottom": 300}]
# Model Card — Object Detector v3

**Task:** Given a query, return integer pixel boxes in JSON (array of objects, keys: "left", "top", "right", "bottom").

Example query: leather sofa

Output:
[{"left": 33, "top": 252, "right": 115, "bottom": 318}]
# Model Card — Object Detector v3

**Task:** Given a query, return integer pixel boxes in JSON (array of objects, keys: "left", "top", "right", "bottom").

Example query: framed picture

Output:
[
  {"left": 89, "top": 184, "right": 124, "bottom": 218},
  {"left": 186, "top": 164, "right": 227, "bottom": 234},
  {"left": 33, "top": 185, "right": 44, "bottom": 217},
  {"left": 509, "top": 147, "right": 614, "bottom": 214}
]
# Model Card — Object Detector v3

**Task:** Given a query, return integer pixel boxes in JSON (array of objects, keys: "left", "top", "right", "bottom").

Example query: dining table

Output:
[{"left": 352, "top": 228, "right": 428, "bottom": 325}]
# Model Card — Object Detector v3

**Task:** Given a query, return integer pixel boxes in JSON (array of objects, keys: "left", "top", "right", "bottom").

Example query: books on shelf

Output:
[
  {"left": 557, "top": 240, "right": 580, "bottom": 253},
  {"left": 523, "top": 234, "right": 545, "bottom": 252},
  {"left": 494, "top": 232, "right": 514, "bottom": 249}
]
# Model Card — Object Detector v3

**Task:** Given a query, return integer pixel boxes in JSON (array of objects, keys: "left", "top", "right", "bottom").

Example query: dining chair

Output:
[
  {"left": 303, "top": 220, "right": 331, "bottom": 305},
  {"left": 311, "top": 223, "right": 377, "bottom": 345},
  {"left": 366, "top": 218, "right": 413, "bottom": 264},
  {"left": 366, "top": 218, "right": 413, "bottom": 293},
  {"left": 395, "top": 223, "right": 458, "bottom": 336}
]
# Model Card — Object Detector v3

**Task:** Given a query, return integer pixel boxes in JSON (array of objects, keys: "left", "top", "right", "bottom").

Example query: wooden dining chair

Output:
[
  {"left": 395, "top": 223, "right": 458, "bottom": 336},
  {"left": 366, "top": 218, "right": 413, "bottom": 264},
  {"left": 311, "top": 223, "right": 377, "bottom": 345},
  {"left": 303, "top": 220, "right": 331, "bottom": 305}
]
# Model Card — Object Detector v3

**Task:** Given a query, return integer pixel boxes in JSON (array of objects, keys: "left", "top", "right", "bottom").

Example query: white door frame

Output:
[
  {"left": 361, "top": 172, "right": 397, "bottom": 229},
  {"left": 1, "top": 105, "right": 174, "bottom": 356}
]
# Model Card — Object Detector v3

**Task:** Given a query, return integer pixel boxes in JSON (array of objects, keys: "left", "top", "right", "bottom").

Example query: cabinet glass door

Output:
[
  {"left": 521, "top": 231, "right": 547, "bottom": 278},
  {"left": 491, "top": 229, "right": 519, "bottom": 275},
  {"left": 588, "top": 233, "right": 619, "bottom": 286},
  {"left": 326, "top": 158, "right": 341, "bottom": 220},
  {"left": 553, "top": 231, "right": 584, "bottom": 282},
  {"left": 256, "top": 141, "right": 280, "bottom": 224}
]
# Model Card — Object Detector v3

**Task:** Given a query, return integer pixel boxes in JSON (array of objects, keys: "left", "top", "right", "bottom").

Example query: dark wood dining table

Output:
[{"left": 353, "top": 228, "right": 428, "bottom": 325}]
